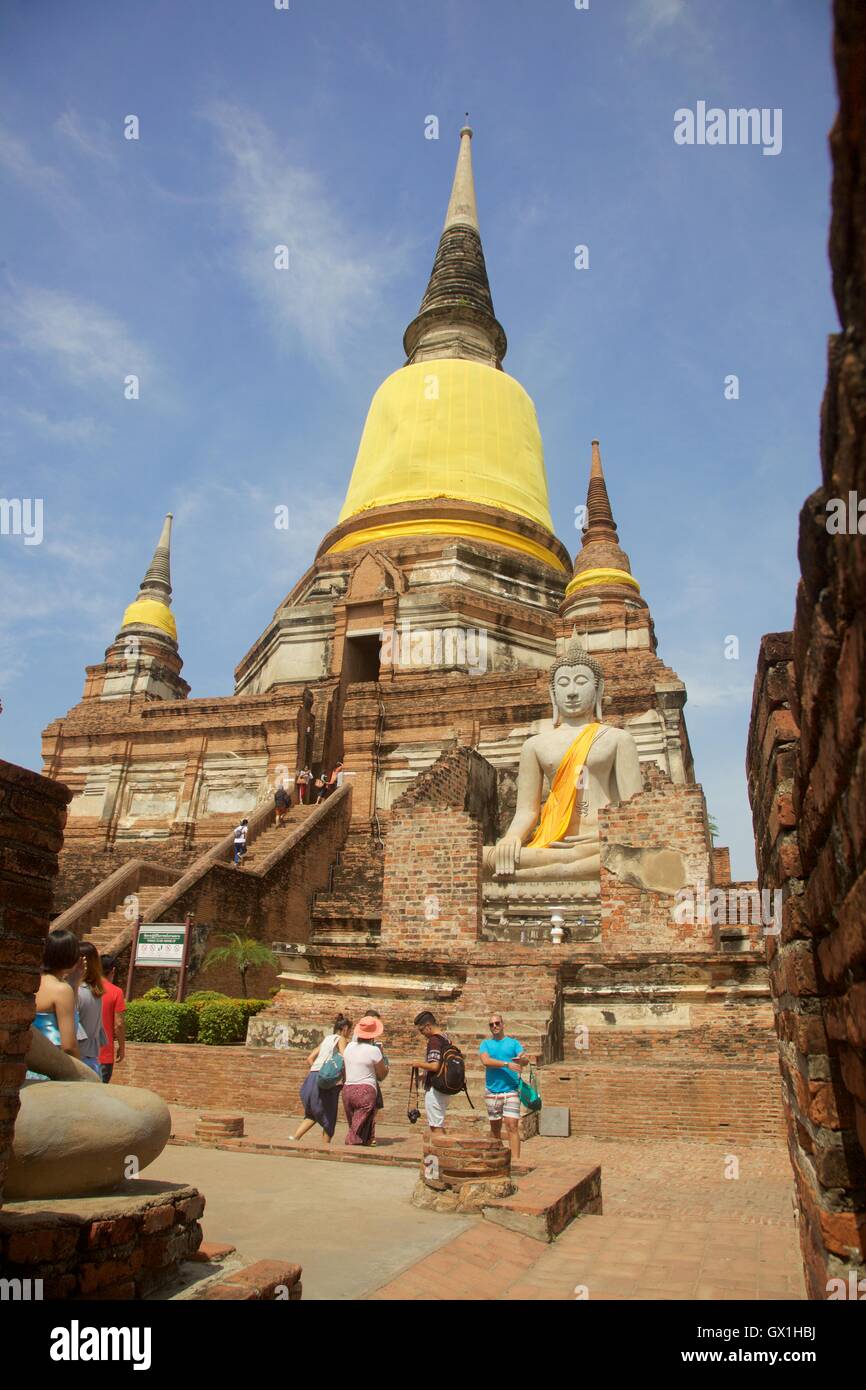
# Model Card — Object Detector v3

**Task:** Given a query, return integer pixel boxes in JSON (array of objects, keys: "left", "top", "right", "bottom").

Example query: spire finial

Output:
[
  {"left": 443, "top": 122, "right": 479, "bottom": 232},
  {"left": 139, "top": 513, "right": 173, "bottom": 602},
  {"left": 403, "top": 121, "right": 507, "bottom": 366},
  {"left": 584, "top": 440, "right": 617, "bottom": 536}
]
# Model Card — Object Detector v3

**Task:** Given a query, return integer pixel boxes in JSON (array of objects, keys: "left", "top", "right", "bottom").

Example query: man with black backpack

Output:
[{"left": 412, "top": 1010, "right": 470, "bottom": 1132}]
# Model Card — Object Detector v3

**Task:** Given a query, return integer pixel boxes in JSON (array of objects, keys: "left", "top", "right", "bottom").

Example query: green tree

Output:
[
  {"left": 708, "top": 816, "right": 719, "bottom": 844},
  {"left": 202, "top": 933, "right": 276, "bottom": 998}
]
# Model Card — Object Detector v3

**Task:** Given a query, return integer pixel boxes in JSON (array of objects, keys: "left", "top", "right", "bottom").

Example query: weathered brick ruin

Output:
[
  {"left": 746, "top": 0, "right": 866, "bottom": 1300},
  {"left": 0, "top": 761, "right": 72, "bottom": 1207}
]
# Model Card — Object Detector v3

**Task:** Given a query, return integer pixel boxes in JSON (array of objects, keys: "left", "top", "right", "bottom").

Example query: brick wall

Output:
[
  {"left": 599, "top": 776, "right": 715, "bottom": 953},
  {"left": 543, "top": 1061, "right": 785, "bottom": 1145},
  {"left": 0, "top": 760, "right": 72, "bottom": 1207},
  {"left": 745, "top": 0, "right": 866, "bottom": 1300},
  {"left": 380, "top": 746, "right": 493, "bottom": 948}
]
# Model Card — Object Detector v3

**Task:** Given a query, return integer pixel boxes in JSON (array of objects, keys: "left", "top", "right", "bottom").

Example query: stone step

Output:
[
  {"left": 311, "top": 901, "right": 381, "bottom": 920},
  {"left": 482, "top": 1162, "right": 602, "bottom": 1242},
  {"left": 309, "top": 931, "right": 382, "bottom": 948},
  {"left": 309, "top": 916, "right": 381, "bottom": 935}
]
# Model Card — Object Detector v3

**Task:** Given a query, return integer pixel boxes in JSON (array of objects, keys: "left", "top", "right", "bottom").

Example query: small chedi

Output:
[{"left": 483, "top": 638, "right": 642, "bottom": 884}]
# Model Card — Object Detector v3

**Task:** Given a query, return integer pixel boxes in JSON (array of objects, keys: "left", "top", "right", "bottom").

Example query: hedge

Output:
[
  {"left": 198, "top": 999, "right": 269, "bottom": 1045},
  {"left": 125, "top": 996, "right": 269, "bottom": 1045},
  {"left": 125, "top": 1001, "right": 200, "bottom": 1044}
]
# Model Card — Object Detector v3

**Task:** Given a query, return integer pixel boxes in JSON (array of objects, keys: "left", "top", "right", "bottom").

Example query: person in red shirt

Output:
[{"left": 99, "top": 953, "right": 127, "bottom": 1083}]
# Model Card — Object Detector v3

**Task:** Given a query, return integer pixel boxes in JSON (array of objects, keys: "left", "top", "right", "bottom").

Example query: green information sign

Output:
[{"left": 135, "top": 924, "right": 187, "bottom": 968}]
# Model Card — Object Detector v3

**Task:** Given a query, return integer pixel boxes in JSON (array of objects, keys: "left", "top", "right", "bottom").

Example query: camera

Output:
[{"left": 407, "top": 1107, "right": 421, "bottom": 1124}]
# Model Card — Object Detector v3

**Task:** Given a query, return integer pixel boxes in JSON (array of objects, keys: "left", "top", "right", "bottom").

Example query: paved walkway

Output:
[
  {"left": 146, "top": 1145, "right": 470, "bottom": 1301},
  {"left": 164, "top": 1105, "right": 805, "bottom": 1301}
]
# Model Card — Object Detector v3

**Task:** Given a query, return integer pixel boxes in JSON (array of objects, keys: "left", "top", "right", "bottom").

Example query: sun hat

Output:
[{"left": 355, "top": 1015, "right": 384, "bottom": 1040}]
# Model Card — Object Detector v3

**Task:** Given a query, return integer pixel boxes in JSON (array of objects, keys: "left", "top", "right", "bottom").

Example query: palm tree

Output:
[
  {"left": 708, "top": 816, "right": 719, "bottom": 844},
  {"left": 202, "top": 933, "right": 277, "bottom": 998}
]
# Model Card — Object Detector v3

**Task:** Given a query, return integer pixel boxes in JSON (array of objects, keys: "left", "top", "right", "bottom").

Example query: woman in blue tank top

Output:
[{"left": 26, "top": 929, "right": 83, "bottom": 1081}]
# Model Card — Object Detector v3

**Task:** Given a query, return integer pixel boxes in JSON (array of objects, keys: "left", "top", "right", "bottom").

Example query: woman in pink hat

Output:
[{"left": 342, "top": 1014, "right": 389, "bottom": 1146}]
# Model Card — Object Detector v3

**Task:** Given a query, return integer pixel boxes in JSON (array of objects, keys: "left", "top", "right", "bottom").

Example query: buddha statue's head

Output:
[{"left": 548, "top": 639, "right": 604, "bottom": 726}]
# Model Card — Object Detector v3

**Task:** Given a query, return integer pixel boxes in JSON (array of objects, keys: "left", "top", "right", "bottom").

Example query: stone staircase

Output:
[
  {"left": 85, "top": 885, "right": 172, "bottom": 953},
  {"left": 446, "top": 963, "right": 563, "bottom": 1064},
  {"left": 237, "top": 805, "right": 316, "bottom": 870},
  {"left": 308, "top": 833, "right": 384, "bottom": 947}
]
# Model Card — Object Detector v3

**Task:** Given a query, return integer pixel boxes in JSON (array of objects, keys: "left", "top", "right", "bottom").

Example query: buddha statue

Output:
[{"left": 483, "top": 639, "right": 642, "bottom": 882}]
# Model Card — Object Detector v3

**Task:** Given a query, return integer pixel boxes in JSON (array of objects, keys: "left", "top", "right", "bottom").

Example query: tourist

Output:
[
  {"left": 412, "top": 1010, "right": 453, "bottom": 1134},
  {"left": 26, "top": 929, "right": 82, "bottom": 1080},
  {"left": 328, "top": 761, "right": 344, "bottom": 794},
  {"left": 342, "top": 1014, "right": 388, "bottom": 1146},
  {"left": 274, "top": 781, "right": 290, "bottom": 827},
  {"left": 365, "top": 1007, "right": 387, "bottom": 1141},
  {"left": 290, "top": 1013, "right": 353, "bottom": 1146},
  {"left": 313, "top": 774, "right": 327, "bottom": 803},
  {"left": 296, "top": 767, "right": 312, "bottom": 804},
  {"left": 98, "top": 952, "right": 127, "bottom": 1083},
  {"left": 77, "top": 942, "right": 107, "bottom": 1076},
  {"left": 479, "top": 1013, "right": 529, "bottom": 1160},
  {"left": 233, "top": 817, "right": 249, "bottom": 865}
]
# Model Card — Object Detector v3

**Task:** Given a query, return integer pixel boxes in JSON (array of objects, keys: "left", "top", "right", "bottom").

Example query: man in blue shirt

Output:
[{"left": 479, "top": 1013, "right": 529, "bottom": 1160}]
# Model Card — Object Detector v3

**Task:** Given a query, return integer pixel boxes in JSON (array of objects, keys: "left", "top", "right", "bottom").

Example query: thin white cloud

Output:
[
  {"left": 628, "top": 0, "right": 711, "bottom": 52},
  {"left": 683, "top": 674, "right": 754, "bottom": 710},
  {"left": 14, "top": 406, "right": 109, "bottom": 445},
  {"left": 54, "top": 109, "right": 118, "bottom": 165},
  {"left": 203, "top": 101, "right": 394, "bottom": 367},
  {"left": 0, "top": 125, "right": 69, "bottom": 204},
  {"left": 3, "top": 282, "right": 155, "bottom": 389}
]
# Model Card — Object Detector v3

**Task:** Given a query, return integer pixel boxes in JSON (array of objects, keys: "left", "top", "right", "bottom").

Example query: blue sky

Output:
[{"left": 0, "top": 0, "right": 836, "bottom": 877}]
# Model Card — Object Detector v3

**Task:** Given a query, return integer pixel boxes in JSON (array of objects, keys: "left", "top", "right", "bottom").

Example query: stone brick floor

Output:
[{"left": 168, "top": 1105, "right": 806, "bottom": 1301}]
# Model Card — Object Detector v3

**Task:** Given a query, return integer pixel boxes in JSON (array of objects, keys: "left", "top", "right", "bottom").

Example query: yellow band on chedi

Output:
[
  {"left": 120, "top": 599, "right": 177, "bottom": 640},
  {"left": 337, "top": 358, "right": 556, "bottom": 535},
  {"left": 565, "top": 566, "right": 640, "bottom": 596}
]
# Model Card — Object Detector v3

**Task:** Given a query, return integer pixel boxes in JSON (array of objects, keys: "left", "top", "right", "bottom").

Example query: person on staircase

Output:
[
  {"left": 291, "top": 1013, "right": 353, "bottom": 1146},
  {"left": 233, "top": 818, "right": 249, "bottom": 866},
  {"left": 479, "top": 1013, "right": 529, "bottom": 1161},
  {"left": 296, "top": 767, "right": 312, "bottom": 805},
  {"left": 274, "top": 781, "right": 291, "bottom": 827}
]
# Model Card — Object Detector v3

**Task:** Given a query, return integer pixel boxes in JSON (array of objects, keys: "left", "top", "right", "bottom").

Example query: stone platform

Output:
[{"left": 0, "top": 1179, "right": 204, "bottom": 1299}]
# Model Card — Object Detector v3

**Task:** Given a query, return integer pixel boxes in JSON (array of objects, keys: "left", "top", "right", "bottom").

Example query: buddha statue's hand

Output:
[{"left": 493, "top": 834, "right": 523, "bottom": 877}]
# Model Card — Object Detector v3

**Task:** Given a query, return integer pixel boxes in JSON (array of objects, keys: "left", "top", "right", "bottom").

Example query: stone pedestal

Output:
[
  {"left": 195, "top": 1113, "right": 244, "bottom": 1142},
  {"left": 412, "top": 1135, "right": 515, "bottom": 1213}
]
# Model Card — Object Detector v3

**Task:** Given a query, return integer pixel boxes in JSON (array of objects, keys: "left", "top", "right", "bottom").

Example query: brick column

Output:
[
  {"left": 380, "top": 806, "right": 481, "bottom": 947},
  {"left": 0, "top": 760, "right": 71, "bottom": 1207}
]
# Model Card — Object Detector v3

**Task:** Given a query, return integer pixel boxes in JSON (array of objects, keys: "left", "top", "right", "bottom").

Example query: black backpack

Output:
[{"left": 431, "top": 1037, "right": 473, "bottom": 1104}]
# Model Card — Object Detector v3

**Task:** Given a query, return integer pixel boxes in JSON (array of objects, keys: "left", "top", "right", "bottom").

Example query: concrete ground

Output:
[
  {"left": 149, "top": 1116, "right": 807, "bottom": 1300},
  {"left": 145, "top": 1145, "right": 471, "bottom": 1300}
]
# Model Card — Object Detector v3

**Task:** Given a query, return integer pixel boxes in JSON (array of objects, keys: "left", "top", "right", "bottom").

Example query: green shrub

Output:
[
  {"left": 141, "top": 986, "right": 171, "bottom": 1002},
  {"left": 125, "top": 1001, "right": 199, "bottom": 1044},
  {"left": 197, "top": 999, "right": 269, "bottom": 1046},
  {"left": 186, "top": 990, "right": 229, "bottom": 1011}
]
